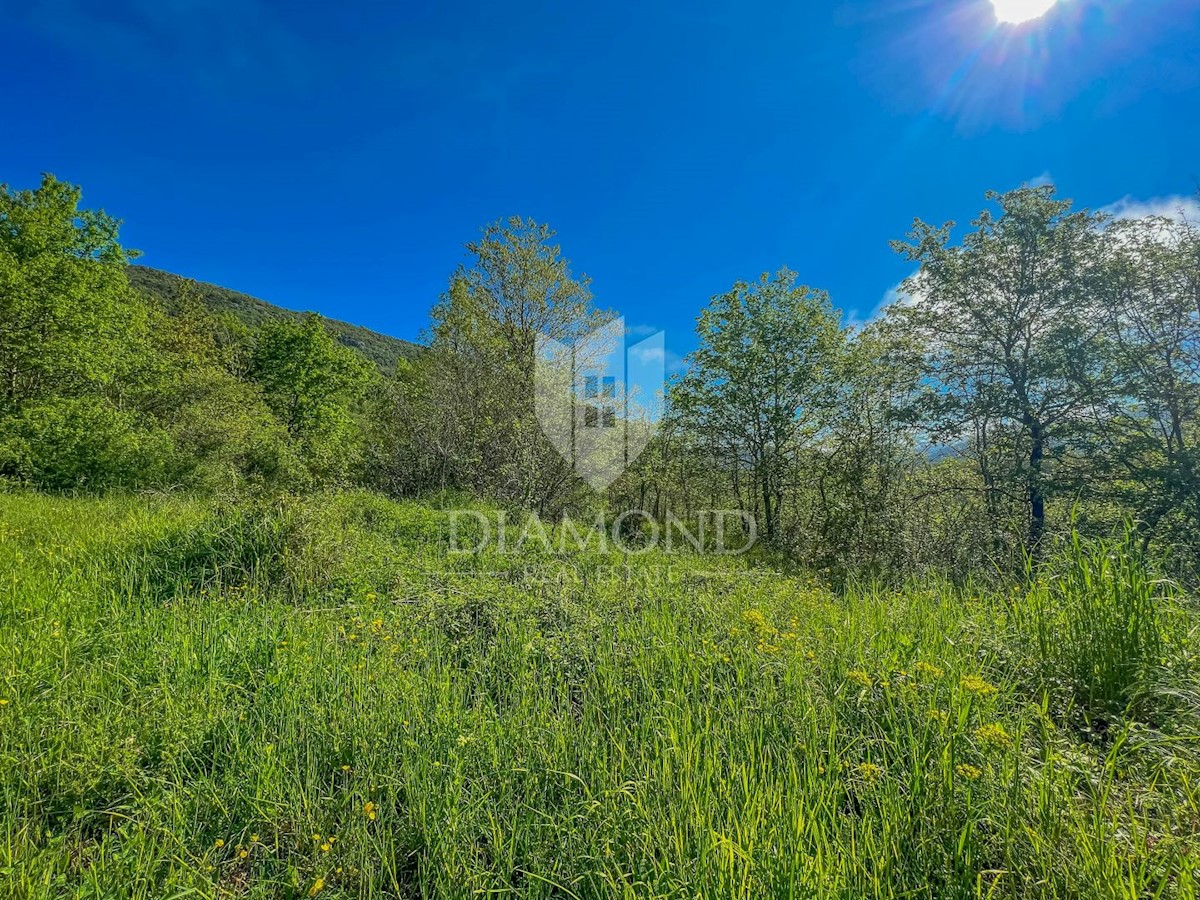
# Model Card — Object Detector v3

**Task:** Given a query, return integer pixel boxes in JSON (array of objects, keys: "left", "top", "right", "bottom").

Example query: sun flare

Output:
[{"left": 991, "top": 0, "right": 1058, "bottom": 24}]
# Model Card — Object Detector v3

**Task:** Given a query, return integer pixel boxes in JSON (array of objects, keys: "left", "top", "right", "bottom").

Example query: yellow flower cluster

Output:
[
  {"left": 955, "top": 763, "right": 982, "bottom": 781},
  {"left": 960, "top": 675, "right": 998, "bottom": 696},
  {"left": 856, "top": 762, "right": 884, "bottom": 785},
  {"left": 914, "top": 661, "right": 944, "bottom": 679},
  {"left": 848, "top": 669, "right": 873, "bottom": 689},
  {"left": 976, "top": 722, "right": 1012, "bottom": 750}
]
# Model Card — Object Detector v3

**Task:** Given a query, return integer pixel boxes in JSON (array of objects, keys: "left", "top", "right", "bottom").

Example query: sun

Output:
[{"left": 991, "top": 0, "right": 1059, "bottom": 24}]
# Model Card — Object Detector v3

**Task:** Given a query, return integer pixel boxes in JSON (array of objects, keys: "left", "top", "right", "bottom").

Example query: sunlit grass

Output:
[{"left": 0, "top": 491, "right": 1196, "bottom": 898}]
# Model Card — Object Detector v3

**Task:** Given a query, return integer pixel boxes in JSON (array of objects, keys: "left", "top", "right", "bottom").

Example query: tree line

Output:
[{"left": 2, "top": 175, "right": 1197, "bottom": 581}]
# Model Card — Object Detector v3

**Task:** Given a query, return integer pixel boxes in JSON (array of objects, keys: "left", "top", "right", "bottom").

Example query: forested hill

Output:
[{"left": 127, "top": 265, "right": 420, "bottom": 371}]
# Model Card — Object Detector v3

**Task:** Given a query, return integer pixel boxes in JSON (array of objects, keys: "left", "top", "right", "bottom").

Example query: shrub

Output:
[{"left": 0, "top": 397, "right": 172, "bottom": 491}]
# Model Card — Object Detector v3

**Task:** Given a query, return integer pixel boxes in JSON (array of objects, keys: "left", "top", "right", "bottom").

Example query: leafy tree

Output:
[
  {"left": 808, "top": 321, "right": 924, "bottom": 580},
  {"left": 891, "top": 186, "right": 1108, "bottom": 558},
  {"left": 672, "top": 269, "right": 843, "bottom": 542},
  {"left": 249, "top": 313, "right": 373, "bottom": 484},
  {"left": 1094, "top": 215, "right": 1200, "bottom": 564},
  {"left": 413, "top": 218, "right": 604, "bottom": 512},
  {"left": 0, "top": 174, "right": 143, "bottom": 410}
]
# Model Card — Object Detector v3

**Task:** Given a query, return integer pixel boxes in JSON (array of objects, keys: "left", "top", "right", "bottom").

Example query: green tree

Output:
[
  {"left": 249, "top": 313, "right": 373, "bottom": 484},
  {"left": 1095, "top": 214, "right": 1200, "bottom": 565},
  {"left": 672, "top": 269, "right": 843, "bottom": 543},
  {"left": 0, "top": 174, "right": 142, "bottom": 410},
  {"left": 892, "top": 186, "right": 1108, "bottom": 558},
  {"left": 414, "top": 218, "right": 603, "bottom": 511}
]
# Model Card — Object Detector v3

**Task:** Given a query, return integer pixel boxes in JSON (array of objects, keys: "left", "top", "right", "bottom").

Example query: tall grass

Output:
[
  {"left": 0, "top": 492, "right": 1196, "bottom": 898},
  {"left": 1021, "top": 528, "right": 1169, "bottom": 720}
]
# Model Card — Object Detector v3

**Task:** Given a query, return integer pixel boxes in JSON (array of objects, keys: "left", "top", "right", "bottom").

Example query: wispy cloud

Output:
[
  {"left": 1100, "top": 193, "right": 1200, "bottom": 223},
  {"left": 845, "top": 274, "right": 923, "bottom": 329}
]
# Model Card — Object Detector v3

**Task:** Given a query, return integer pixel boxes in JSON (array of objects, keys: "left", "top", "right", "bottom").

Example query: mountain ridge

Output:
[{"left": 127, "top": 265, "right": 420, "bottom": 371}]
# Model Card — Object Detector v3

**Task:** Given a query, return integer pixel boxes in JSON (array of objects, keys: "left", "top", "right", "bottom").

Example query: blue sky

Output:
[{"left": 3, "top": 0, "right": 1198, "bottom": 367}]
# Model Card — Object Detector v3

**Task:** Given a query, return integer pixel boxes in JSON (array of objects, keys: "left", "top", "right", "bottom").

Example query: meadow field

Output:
[{"left": 1, "top": 491, "right": 1197, "bottom": 899}]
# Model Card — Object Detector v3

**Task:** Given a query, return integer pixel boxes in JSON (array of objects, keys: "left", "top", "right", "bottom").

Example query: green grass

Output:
[{"left": 0, "top": 491, "right": 1197, "bottom": 898}]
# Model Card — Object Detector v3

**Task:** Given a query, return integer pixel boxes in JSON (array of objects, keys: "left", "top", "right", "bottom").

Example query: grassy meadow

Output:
[{"left": 1, "top": 490, "right": 1198, "bottom": 898}]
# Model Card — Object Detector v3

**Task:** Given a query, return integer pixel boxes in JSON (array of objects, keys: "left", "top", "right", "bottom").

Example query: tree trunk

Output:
[{"left": 1027, "top": 420, "right": 1046, "bottom": 558}]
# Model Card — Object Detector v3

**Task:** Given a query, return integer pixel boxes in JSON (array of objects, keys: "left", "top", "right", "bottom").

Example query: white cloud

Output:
[
  {"left": 1100, "top": 194, "right": 1200, "bottom": 223},
  {"left": 845, "top": 273, "right": 923, "bottom": 329}
]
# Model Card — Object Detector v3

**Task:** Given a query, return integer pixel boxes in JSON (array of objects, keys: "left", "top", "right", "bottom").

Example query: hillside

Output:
[{"left": 128, "top": 265, "right": 420, "bottom": 371}]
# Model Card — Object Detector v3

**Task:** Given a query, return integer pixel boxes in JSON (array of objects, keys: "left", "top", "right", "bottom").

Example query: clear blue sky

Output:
[{"left": 3, "top": 0, "right": 1198, "bottom": 365}]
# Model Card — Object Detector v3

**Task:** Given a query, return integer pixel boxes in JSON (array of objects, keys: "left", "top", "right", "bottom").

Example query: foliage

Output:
[
  {"left": 671, "top": 269, "right": 843, "bottom": 542},
  {"left": 0, "top": 174, "right": 145, "bottom": 410},
  {"left": 249, "top": 314, "right": 376, "bottom": 485}
]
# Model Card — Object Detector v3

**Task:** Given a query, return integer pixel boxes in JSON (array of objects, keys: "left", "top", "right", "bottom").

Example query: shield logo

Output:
[{"left": 535, "top": 317, "right": 665, "bottom": 490}]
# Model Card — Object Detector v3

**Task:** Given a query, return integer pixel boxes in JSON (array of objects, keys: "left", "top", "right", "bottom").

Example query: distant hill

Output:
[{"left": 127, "top": 265, "right": 420, "bottom": 372}]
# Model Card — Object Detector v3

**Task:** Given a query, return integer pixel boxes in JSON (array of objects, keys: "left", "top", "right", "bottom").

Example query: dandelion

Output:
[
  {"left": 309, "top": 877, "right": 325, "bottom": 896},
  {"left": 955, "top": 763, "right": 983, "bottom": 781},
  {"left": 960, "top": 674, "right": 998, "bottom": 696},
  {"left": 363, "top": 801, "right": 377, "bottom": 821},
  {"left": 848, "top": 669, "right": 873, "bottom": 689},
  {"left": 915, "top": 661, "right": 944, "bottom": 679},
  {"left": 976, "top": 722, "right": 1013, "bottom": 750}
]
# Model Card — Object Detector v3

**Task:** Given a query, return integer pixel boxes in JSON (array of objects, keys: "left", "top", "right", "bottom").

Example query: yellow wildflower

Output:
[
  {"left": 320, "top": 842, "right": 331, "bottom": 852},
  {"left": 927, "top": 708, "right": 949, "bottom": 726},
  {"left": 955, "top": 763, "right": 983, "bottom": 780},
  {"left": 976, "top": 722, "right": 1013, "bottom": 750},
  {"left": 856, "top": 762, "right": 884, "bottom": 785},
  {"left": 960, "top": 675, "right": 998, "bottom": 696},
  {"left": 915, "top": 661, "right": 944, "bottom": 679},
  {"left": 309, "top": 877, "right": 325, "bottom": 896},
  {"left": 363, "top": 801, "right": 377, "bottom": 821},
  {"left": 848, "top": 669, "right": 873, "bottom": 689},
  {"left": 214, "top": 839, "right": 225, "bottom": 848}
]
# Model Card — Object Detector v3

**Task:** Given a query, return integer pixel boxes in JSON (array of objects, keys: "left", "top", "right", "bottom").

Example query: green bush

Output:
[{"left": 0, "top": 397, "right": 172, "bottom": 491}]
